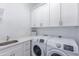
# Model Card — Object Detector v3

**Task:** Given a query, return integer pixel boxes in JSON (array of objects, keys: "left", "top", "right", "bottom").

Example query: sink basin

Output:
[{"left": 0, "top": 40, "right": 18, "bottom": 46}]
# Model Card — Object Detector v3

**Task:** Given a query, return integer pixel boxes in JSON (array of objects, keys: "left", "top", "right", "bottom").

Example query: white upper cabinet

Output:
[
  {"left": 31, "top": 3, "right": 79, "bottom": 27},
  {"left": 61, "top": 3, "right": 78, "bottom": 26},
  {"left": 31, "top": 3, "right": 49, "bottom": 27},
  {"left": 31, "top": 6, "right": 41, "bottom": 27},
  {"left": 50, "top": 3, "right": 78, "bottom": 26},
  {"left": 50, "top": 3, "right": 60, "bottom": 26},
  {"left": 39, "top": 3, "right": 49, "bottom": 27}
]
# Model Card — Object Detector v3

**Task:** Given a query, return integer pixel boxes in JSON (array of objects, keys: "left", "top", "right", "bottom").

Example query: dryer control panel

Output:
[
  {"left": 64, "top": 44, "right": 74, "bottom": 52},
  {"left": 47, "top": 37, "right": 78, "bottom": 53},
  {"left": 39, "top": 39, "right": 44, "bottom": 43}
]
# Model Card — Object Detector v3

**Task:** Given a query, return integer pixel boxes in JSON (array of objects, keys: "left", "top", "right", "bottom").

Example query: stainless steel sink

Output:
[{"left": 0, "top": 40, "right": 18, "bottom": 46}]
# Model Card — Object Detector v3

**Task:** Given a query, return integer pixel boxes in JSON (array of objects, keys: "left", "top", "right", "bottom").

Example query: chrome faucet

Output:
[{"left": 6, "top": 36, "right": 10, "bottom": 41}]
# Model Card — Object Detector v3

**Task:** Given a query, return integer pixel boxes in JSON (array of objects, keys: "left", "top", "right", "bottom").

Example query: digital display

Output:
[
  {"left": 64, "top": 44, "right": 74, "bottom": 52},
  {"left": 40, "top": 39, "right": 44, "bottom": 43}
]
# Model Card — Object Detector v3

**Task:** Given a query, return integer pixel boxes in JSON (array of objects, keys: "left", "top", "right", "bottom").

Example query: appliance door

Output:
[
  {"left": 47, "top": 49, "right": 67, "bottom": 56},
  {"left": 33, "top": 45, "right": 44, "bottom": 56}
]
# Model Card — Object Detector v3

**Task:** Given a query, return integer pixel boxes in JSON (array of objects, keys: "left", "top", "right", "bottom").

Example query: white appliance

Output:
[
  {"left": 31, "top": 36, "right": 51, "bottom": 56},
  {"left": 47, "top": 38, "right": 79, "bottom": 56}
]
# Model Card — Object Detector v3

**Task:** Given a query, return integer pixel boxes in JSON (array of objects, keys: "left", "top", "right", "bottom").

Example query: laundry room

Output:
[{"left": 0, "top": 0, "right": 79, "bottom": 57}]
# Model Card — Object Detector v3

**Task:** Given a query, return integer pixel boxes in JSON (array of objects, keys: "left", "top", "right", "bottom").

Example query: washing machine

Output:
[
  {"left": 32, "top": 36, "right": 51, "bottom": 56},
  {"left": 47, "top": 38, "right": 79, "bottom": 56}
]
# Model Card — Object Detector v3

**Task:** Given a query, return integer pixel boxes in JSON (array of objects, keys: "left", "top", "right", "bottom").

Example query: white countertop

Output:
[{"left": 0, "top": 36, "right": 32, "bottom": 51}]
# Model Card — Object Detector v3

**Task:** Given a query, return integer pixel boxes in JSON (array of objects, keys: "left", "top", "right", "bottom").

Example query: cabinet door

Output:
[
  {"left": 23, "top": 40, "right": 30, "bottom": 56},
  {"left": 31, "top": 7, "right": 41, "bottom": 27},
  {"left": 50, "top": 3, "right": 60, "bottom": 26},
  {"left": 0, "top": 51, "right": 11, "bottom": 56},
  {"left": 14, "top": 47, "right": 23, "bottom": 56},
  {"left": 61, "top": 3, "right": 78, "bottom": 26},
  {"left": 0, "top": 45, "right": 24, "bottom": 56},
  {"left": 0, "top": 49, "right": 15, "bottom": 56},
  {"left": 31, "top": 3, "right": 49, "bottom": 27},
  {"left": 39, "top": 3, "right": 49, "bottom": 27},
  {"left": 14, "top": 44, "right": 24, "bottom": 56}
]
